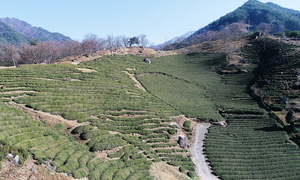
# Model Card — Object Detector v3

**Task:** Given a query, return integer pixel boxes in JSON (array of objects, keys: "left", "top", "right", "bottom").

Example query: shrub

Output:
[
  {"left": 187, "top": 171, "right": 197, "bottom": 179},
  {"left": 183, "top": 120, "right": 191, "bottom": 128},
  {"left": 167, "top": 129, "right": 177, "bottom": 135},
  {"left": 71, "top": 125, "right": 94, "bottom": 134}
]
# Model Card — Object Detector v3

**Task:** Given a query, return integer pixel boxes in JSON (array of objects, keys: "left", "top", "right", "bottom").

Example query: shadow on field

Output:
[
  {"left": 185, "top": 53, "right": 227, "bottom": 67},
  {"left": 255, "top": 125, "right": 286, "bottom": 132}
]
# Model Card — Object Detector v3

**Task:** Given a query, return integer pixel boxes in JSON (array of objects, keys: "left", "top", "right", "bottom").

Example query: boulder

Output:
[
  {"left": 213, "top": 121, "right": 228, "bottom": 127},
  {"left": 170, "top": 122, "right": 180, "bottom": 129},
  {"left": 240, "top": 69, "right": 248, "bottom": 73},
  {"left": 7, "top": 153, "right": 14, "bottom": 161},
  {"left": 143, "top": 58, "right": 151, "bottom": 64},
  {"left": 13, "top": 155, "right": 20, "bottom": 165},
  {"left": 178, "top": 135, "right": 188, "bottom": 149}
]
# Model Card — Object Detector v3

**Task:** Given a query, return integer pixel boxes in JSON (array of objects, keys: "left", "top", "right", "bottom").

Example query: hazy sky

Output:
[{"left": 0, "top": 0, "right": 299, "bottom": 44}]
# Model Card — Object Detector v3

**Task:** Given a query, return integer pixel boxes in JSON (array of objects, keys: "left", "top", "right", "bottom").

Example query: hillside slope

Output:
[
  {"left": 242, "top": 37, "right": 300, "bottom": 111},
  {"left": 0, "top": 21, "right": 32, "bottom": 45},
  {"left": 0, "top": 17, "right": 72, "bottom": 42},
  {"left": 0, "top": 36, "right": 299, "bottom": 179}
]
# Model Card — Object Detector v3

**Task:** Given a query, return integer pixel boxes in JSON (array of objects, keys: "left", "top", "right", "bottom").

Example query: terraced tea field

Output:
[
  {"left": 0, "top": 55, "right": 195, "bottom": 179},
  {"left": 0, "top": 51, "right": 299, "bottom": 180},
  {"left": 242, "top": 38, "right": 300, "bottom": 110},
  {"left": 206, "top": 109, "right": 300, "bottom": 180}
]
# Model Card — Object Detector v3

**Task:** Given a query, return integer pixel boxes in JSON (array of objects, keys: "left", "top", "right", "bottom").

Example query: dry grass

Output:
[
  {"left": 150, "top": 161, "right": 190, "bottom": 180},
  {"left": 0, "top": 158, "right": 78, "bottom": 180}
]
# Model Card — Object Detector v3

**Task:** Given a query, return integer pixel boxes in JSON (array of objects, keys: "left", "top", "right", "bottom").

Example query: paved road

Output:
[{"left": 192, "top": 124, "right": 219, "bottom": 180}]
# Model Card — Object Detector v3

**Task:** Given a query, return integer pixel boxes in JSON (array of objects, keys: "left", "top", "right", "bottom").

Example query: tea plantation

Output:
[{"left": 0, "top": 44, "right": 299, "bottom": 180}]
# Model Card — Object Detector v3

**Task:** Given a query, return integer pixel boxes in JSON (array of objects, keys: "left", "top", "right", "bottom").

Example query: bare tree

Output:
[
  {"left": 40, "top": 41, "right": 61, "bottom": 64},
  {"left": 81, "top": 34, "right": 101, "bottom": 54},
  {"left": 0, "top": 44, "right": 20, "bottom": 66},
  {"left": 139, "top": 34, "right": 150, "bottom": 49},
  {"left": 114, "top": 36, "right": 123, "bottom": 49},
  {"left": 121, "top": 35, "right": 130, "bottom": 47},
  {"left": 97, "top": 38, "right": 107, "bottom": 51},
  {"left": 62, "top": 40, "right": 83, "bottom": 59},
  {"left": 256, "top": 23, "right": 272, "bottom": 35},
  {"left": 224, "top": 22, "right": 247, "bottom": 41},
  {"left": 106, "top": 34, "right": 115, "bottom": 55},
  {"left": 19, "top": 43, "right": 44, "bottom": 64},
  {"left": 218, "top": 22, "right": 247, "bottom": 60}
]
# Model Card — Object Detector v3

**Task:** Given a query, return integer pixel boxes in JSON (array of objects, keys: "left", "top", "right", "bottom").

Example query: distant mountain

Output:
[
  {"left": 0, "top": 20, "right": 33, "bottom": 45},
  {"left": 154, "top": 31, "right": 195, "bottom": 49},
  {"left": 173, "top": 0, "right": 300, "bottom": 49},
  {"left": 0, "top": 17, "right": 72, "bottom": 42},
  {"left": 165, "top": 31, "right": 195, "bottom": 44},
  {"left": 196, "top": 0, "right": 300, "bottom": 34}
]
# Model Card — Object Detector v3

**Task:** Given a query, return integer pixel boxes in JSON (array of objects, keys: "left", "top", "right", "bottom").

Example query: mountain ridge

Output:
[
  {"left": 0, "top": 17, "right": 72, "bottom": 42},
  {"left": 0, "top": 20, "right": 33, "bottom": 45},
  {"left": 174, "top": 0, "right": 300, "bottom": 49}
]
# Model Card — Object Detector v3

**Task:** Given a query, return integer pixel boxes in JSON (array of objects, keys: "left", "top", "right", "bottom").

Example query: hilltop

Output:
[{"left": 167, "top": 0, "right": 300, "bottom": 49}]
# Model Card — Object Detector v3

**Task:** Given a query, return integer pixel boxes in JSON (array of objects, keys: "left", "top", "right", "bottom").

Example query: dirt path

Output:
[
  {"left": 192, "top": 123, "right": 219, "bottom": 180},
  {"left": 7, "top": 101, "right": 88, "bottom": 132},
  {"left": 123, "top": 71, "right": 147, "bottom": 92}
]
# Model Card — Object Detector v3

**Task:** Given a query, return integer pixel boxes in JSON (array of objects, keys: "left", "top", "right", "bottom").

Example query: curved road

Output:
[{"left": 192, "top": 124, "right": 219, "bottom": 180}]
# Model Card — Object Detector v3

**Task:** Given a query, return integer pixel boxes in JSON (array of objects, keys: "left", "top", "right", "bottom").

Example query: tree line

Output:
[{"left": 0, "top": 34, "right": 150, "bottom": 66}]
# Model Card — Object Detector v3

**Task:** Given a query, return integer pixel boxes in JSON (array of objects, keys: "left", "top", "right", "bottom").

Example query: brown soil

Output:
[
  {"left": 76, "top": 68, "right": 97, "bottom": 73},
  {"left": 55, "top": 47, "right": 178, "bottom": 64},
  {"left": 0, "top": 158, "right": 79, "bottom": 180},
  {"left": 0, "top": 66, "right": 16, "bottom": 69},
  {"left": 150, "top": 161, "right": 189, "bottom": 180}
]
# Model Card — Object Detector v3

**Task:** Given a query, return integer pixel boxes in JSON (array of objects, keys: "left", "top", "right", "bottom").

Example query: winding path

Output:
[{"left": 192, "top": 124, "right": 219, "bottom": 180}]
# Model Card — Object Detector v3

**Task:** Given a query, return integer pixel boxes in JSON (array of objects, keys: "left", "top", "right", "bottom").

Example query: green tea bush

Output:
[
  {"left": 126, "top": 170, "right": 151, "bottom": 180},
  {"left": 179, "top": 165, "right": 195, "bottom": 172},
  {"left": 73, "top": 168, "right": 89, "bottom": 179},
  {"left": 71, "top": 125, "right": 94, "bottom": 134},
  {"left": 79, "top": 129, "right": 110, "bottom": 140},
  {"left": 146, "top": 138, "right": 170, "bottom": 143},
  {"left": 187, "top": 171, "right": 197, "bottom": 179},
  {"left": 183, "top": 120, "right": 191, "bottom": 128},
  {"left": 108, "top": 145, "right": 135, "bottom": 158},
  {"left": 87, "top": 158, "right": 105, "bottom": 171},
  {"left": 151, "top": 143, "right": 177, "bottom": 148}
]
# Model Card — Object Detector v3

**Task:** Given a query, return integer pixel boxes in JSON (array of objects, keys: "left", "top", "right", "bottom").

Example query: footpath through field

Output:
[{"left": 192, "top": 124, "right": 219, "bottom": 180}]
